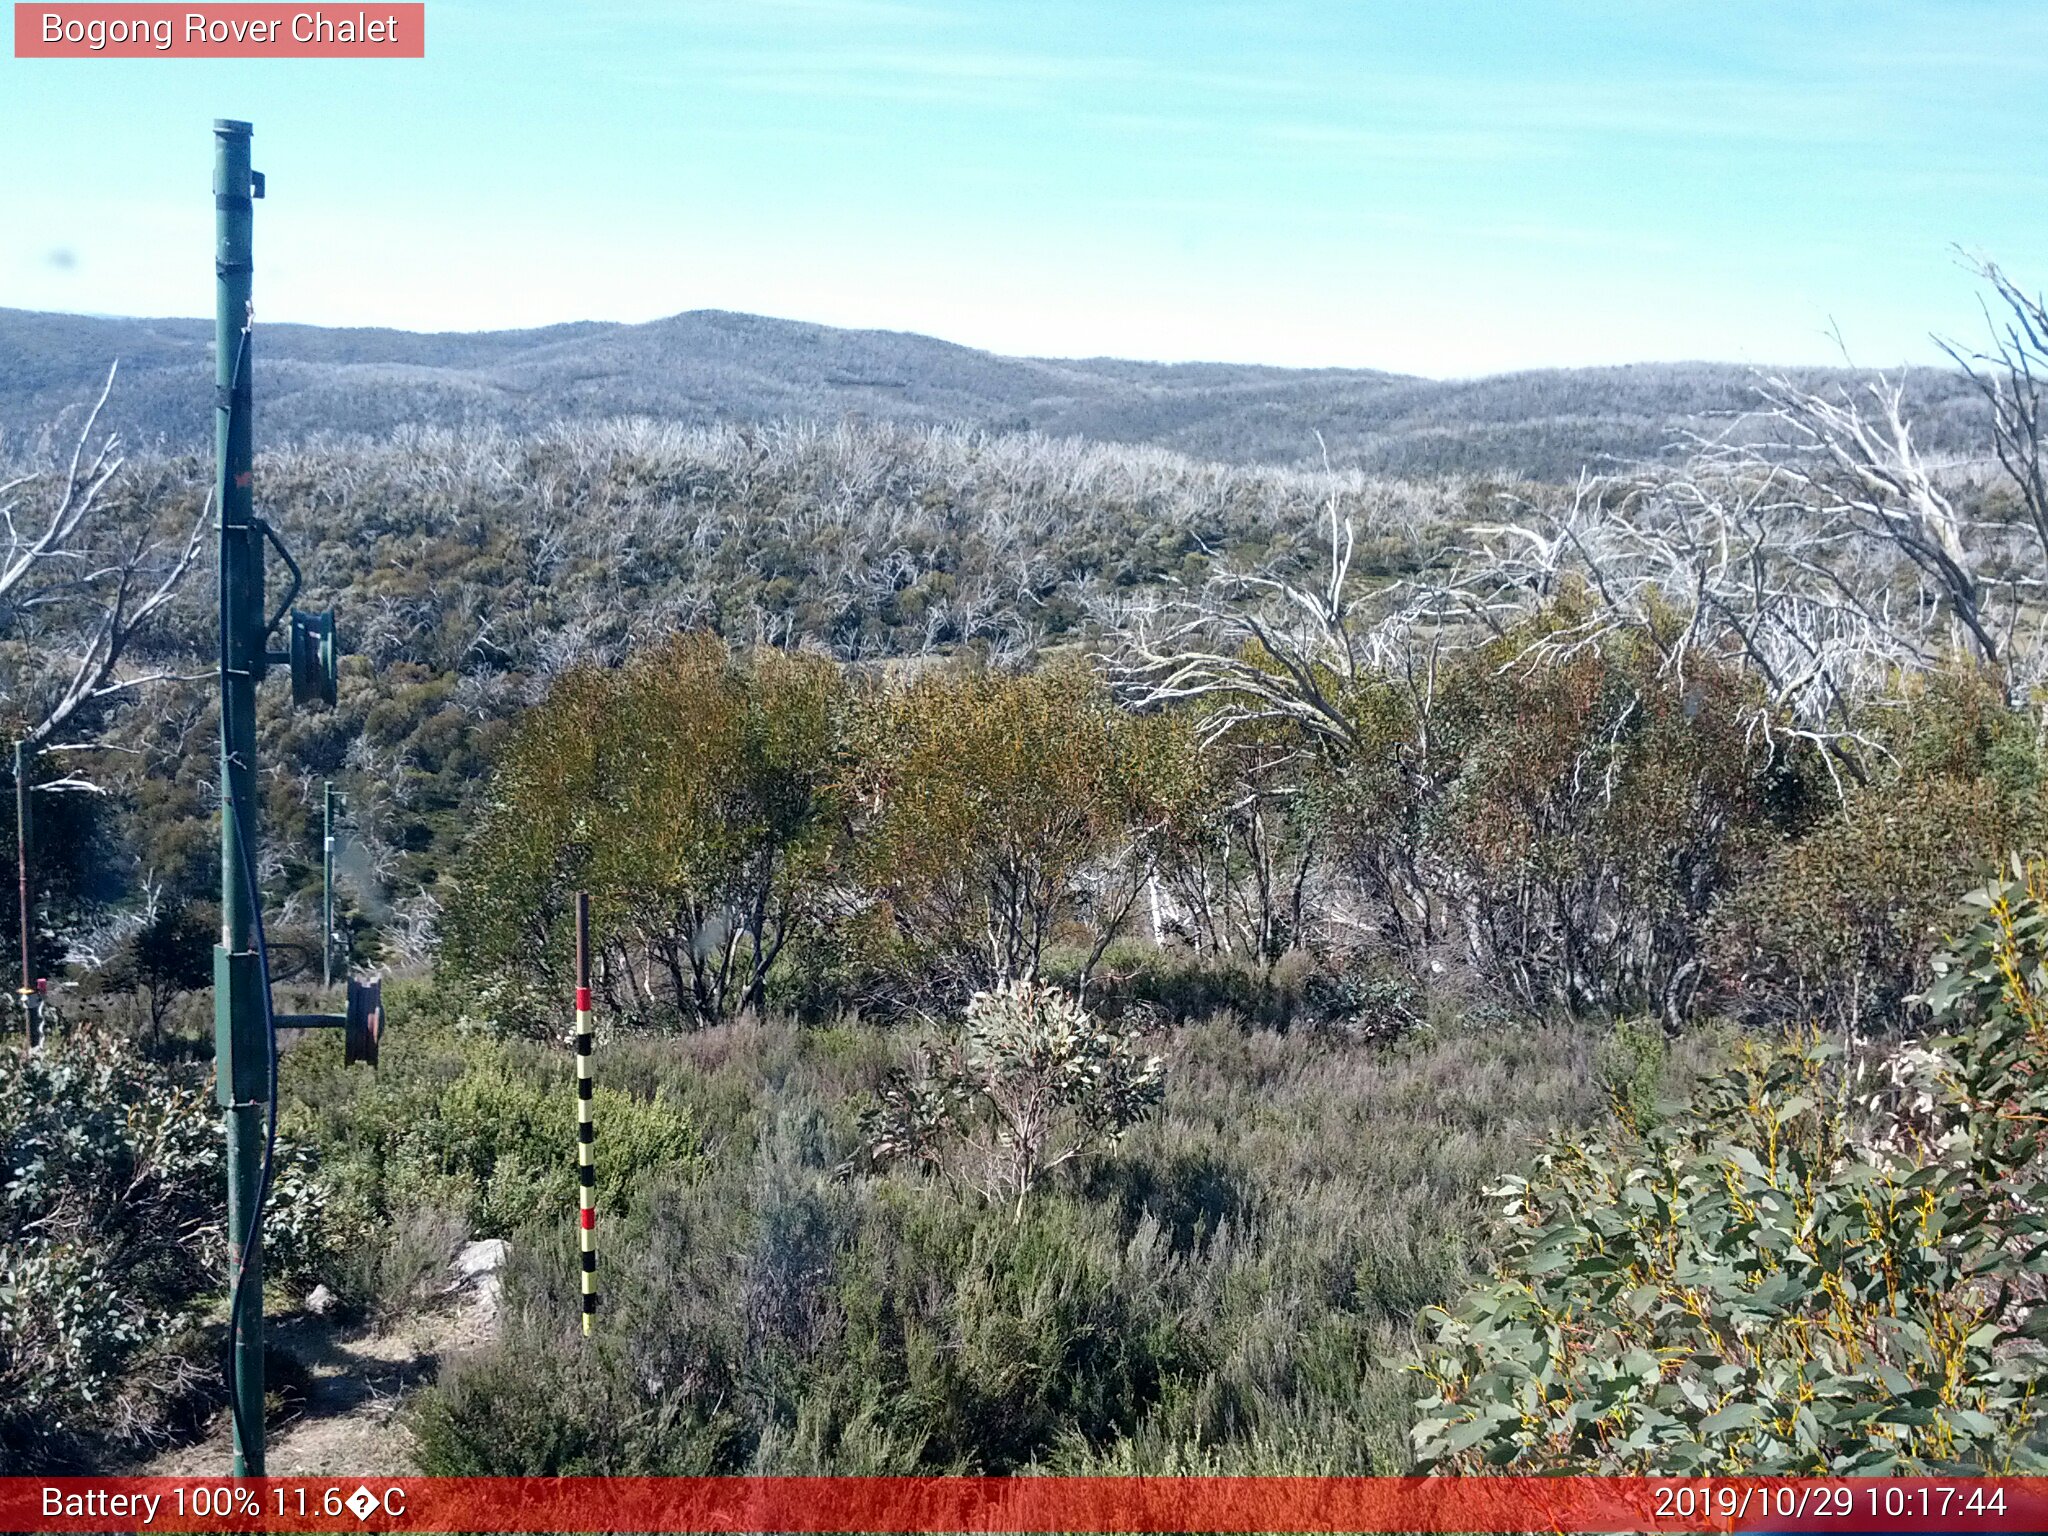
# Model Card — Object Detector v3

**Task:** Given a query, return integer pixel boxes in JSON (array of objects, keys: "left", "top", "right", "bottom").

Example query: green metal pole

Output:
[
  {"left": 322, "top": 781, "right": 334, "bottom": 989},
  {"left": 212, "top": 117, "right": 267, "bottom": 1479}
]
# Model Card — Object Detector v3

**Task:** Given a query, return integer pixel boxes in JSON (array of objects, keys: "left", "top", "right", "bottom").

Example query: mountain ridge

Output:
[{"left": 0, "top": 305, "right": 1986, "bottom": 479}]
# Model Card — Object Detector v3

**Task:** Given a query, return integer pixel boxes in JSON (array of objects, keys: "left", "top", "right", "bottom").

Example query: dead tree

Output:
[
  {"left": 1105, "top": 493, "right": 1367, "bottom": 752},
  {"left": 1940, "top": 258, "right": 2048, "bottom": 581},
  {"left": 1756, "top": 372, "right": 2003, "bottom": 676},
  {"left": 1, "top": 363, "right": 209, "bottom": 760},
  {"left": 3, "top": 365, "right": 207, "bottom": 1012}
]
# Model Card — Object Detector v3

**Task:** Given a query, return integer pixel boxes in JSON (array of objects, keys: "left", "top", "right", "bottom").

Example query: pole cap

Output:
[{"left": 214, "top": 119, "right": 254, "bottom": 135}]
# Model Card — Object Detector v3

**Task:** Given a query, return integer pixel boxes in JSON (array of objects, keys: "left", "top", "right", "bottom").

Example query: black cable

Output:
[{"left": 215, "top": 323, "right": 280, "bottom": 1467}]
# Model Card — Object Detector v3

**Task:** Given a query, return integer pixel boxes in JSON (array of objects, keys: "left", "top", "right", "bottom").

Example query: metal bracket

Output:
[
  {"left": 274, "top": 977, "right": 380, "bottom": 1066},
  {"left": 288, "top": 609, "right": 338, "bottom": 706},
  {"left": 256, "top": 518, "right": 302, "bottom": 639},
  {"left": 213, "top": 947, "right": 268, "bottom": 1106}
]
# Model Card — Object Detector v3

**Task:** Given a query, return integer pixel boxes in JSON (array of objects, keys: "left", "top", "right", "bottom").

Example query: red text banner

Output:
[
  {"left": 14, "top": 5, "right": 424, "bottom": 57},
  {"left": 4, "top": 1476, "right": 2047, "bottom": 1533}
]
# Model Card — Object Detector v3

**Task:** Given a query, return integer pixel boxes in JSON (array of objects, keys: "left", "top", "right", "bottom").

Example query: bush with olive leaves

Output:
[{"left": 1412, "top": 857, "right": 2048, "bottom": 1474}]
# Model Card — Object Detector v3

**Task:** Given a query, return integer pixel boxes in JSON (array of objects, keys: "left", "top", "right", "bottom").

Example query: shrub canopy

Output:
[{"left": 1413, "top": 858, "right": 2048, "bottom": 1474}]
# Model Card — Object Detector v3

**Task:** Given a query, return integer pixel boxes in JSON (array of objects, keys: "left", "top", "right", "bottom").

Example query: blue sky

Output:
[{"left": 4, "top": 1, "right": 2045, "bottom": 376}]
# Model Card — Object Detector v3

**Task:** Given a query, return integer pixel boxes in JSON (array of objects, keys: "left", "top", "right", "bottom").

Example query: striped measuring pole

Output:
[{"left": 574, "top": 892, "right": 597, "bottom": 1334}]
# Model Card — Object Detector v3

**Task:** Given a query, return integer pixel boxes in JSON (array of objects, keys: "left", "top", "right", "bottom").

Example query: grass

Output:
[{"left": 396, "top": 1007, "right": 1696, "bottom": 1475}]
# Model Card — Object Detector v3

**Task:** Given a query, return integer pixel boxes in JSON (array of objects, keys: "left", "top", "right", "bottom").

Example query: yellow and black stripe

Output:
[{"left": 574, "top": 892, "right": 597, "bottom": 1335}]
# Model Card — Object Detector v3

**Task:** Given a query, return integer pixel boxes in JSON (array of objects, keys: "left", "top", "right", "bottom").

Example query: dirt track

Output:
[{"left": 145, "top": 1267, "right": 498, "bottom": 1478}]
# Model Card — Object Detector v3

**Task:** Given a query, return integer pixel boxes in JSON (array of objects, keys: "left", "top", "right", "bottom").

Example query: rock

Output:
[
  {"left": 448, "top": 1238, "right": 509, "bottom": 1319},
  {"left": 303, "top": 1284, "right": 336, "bottom": 1317},
  {"left": 451, "top": 1238, "right": 508, "bottom": 1282}
]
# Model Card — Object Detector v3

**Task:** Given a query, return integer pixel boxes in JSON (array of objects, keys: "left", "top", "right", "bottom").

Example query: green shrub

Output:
[
  {"left": 324, "top": 1205, "right": 472, "bottom": 1324},
  {"left": 1707, "top": 775, "right": 2039, "bottom": 1034},
  {"left": 1592, "top": 1015, "right": 1667, "bottom": 1131},
  {"left": 2, "top": 1027, "right": 219, "bottom": 1466},
  {"left": 846, "top": 664, "right": 1193, "bottom": 1003},
  {"left": 1412, "top": 858, "right": 2048, "bottom": 1473},
  {"left": 1393, "top": 615, "right": 1805, "bottom": 1023},
  {"left": 412, "top": 1166, "right": 1189, "bottom": 1476},
  {"left": 1707, "top": 670, "right": 2048, "bottom": 1034},
  {"left": 0, "top": 1024, "right": 330, "bottom": 1466},
  {"left": 284, "top": 1018, "right": 702, "bottom": 1244},
  {"left": 442, "top": 635, "right": 848, "bottom": 1028},
  {"left": 849, "top": 982, "right": 1165, "bottom": 1218},
  {"left": 1050, "top": 943, "right": 1332, "bottom": 1030},
  {"left": 410, "top": 1012, "right": 1611, "bottom": 1476},
  {"left": 93, "top": 905, "right": 217, "bottom": 1050}
]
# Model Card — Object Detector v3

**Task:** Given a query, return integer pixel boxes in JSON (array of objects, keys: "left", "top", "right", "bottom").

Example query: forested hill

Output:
[{"left": 0, "top": 305, "right": 1985, "bottom": 480}]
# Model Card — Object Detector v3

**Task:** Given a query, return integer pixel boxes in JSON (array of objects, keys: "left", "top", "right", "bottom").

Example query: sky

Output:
[{"left": 3, "top": 0, "right": 2046, "bottom": 377}]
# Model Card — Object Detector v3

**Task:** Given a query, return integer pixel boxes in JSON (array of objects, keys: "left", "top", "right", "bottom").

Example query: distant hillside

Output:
[{"left": 0, "top": 306, "right": 1988, "bottom": 479}]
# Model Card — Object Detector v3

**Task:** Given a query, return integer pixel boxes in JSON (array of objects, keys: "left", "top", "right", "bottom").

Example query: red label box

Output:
[{"left": 14, "top": 4, "right": 425, "bottom": 57}]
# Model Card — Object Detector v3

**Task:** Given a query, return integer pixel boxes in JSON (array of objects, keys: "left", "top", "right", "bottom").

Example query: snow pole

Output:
[
  {"left": 321, "top": 780, "right": 336, "bottom": 989},
  {"left": 574, "top": 891, "right": 597, "bottom": 1334}
]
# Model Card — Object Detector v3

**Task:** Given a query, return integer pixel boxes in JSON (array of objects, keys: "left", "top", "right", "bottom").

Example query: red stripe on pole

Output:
[
  {"left": 579, "top": 1207, "right": 595, "bottom": 1230},
  {"left": 6, "top": 1476, "right": 2047, "bottom": 1532},
  {"left": 576, "top": 986, "right": 591, "bottom": 1011}
]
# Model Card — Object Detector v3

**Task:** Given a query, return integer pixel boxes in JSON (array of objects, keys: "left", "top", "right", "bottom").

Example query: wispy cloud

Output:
[
  {"left": 1249, "top": 122, "right": 1559, "bottom": 163},
  {"left": 693, "top": 0, "right": 951, "bottom": 23},
  {"left": 681, "top": 40, "right": 1314, "bottom": 108}
]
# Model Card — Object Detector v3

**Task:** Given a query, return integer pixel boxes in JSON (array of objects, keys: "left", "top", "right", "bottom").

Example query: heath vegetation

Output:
[{"left": 5, "top": 263, "right": 2048, "bottom": 1474}]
